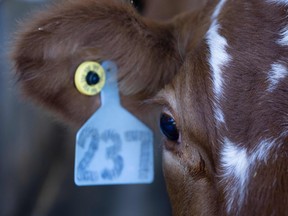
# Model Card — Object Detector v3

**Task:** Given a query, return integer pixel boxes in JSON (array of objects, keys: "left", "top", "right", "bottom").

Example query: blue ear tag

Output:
[{"left": 74, "top": 61, "right": 154, "bottom": 186}]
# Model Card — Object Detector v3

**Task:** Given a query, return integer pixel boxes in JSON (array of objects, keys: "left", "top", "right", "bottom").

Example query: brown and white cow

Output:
[{"left": 12, "top": 0, "right": 288, "bottom": 215}]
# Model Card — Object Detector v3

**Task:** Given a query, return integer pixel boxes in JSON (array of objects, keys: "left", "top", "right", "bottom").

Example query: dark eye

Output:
[
  {"left": 160, "top": 113, "right": 179, "bottom": 142},
  {"left": 130, "top": 0, "right": 145, "bottom": 14}
]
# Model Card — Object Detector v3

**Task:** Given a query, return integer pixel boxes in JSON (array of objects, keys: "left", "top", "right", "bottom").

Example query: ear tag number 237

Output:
[{"left": 74, "top": 61, "right": 154, "bottom": 186}]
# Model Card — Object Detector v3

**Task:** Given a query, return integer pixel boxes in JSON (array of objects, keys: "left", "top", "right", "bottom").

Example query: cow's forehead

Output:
[
  {"left": 157, "top": 0, "right": 288, "bottom": 185},
  {"left": 205, "top": 1, "right": 288, "bottom": 214},
  {"left": 206, "top": 0, "right": 288, "bottom": 143},
  {"left": 158, "top": 0, "right": 288, "bottom": 135}
]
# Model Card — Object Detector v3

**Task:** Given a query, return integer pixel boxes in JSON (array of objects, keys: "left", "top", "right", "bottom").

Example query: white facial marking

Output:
[
  {"left": 220, "top": 138, "right": 278, "bottom": 213},
  {"left": 267, "top": 63, "right": 288, "bottom": 92},
  {"left": 251, "top": 139, "right": 277, "bottom": 164},
  {"left": 214, "top": 106, "right": 225, "bottom": 124},
  {"left": 277, "top": 26, "right": 288, "bottom": 46},
  {"left": 221, "top": 138, "right": 249, "bottom": 212},
  {"left": 266, "top": 0, "right": 288, "bottom": 5},
  {"left": 206, "top": 0, "right": 230, "bottom": 124},
  {"left": 206, "top": 23, "right": 231, "bottom": 99},
  {"left": 212, "top": 0, "right": 228, "bottom": 20}
]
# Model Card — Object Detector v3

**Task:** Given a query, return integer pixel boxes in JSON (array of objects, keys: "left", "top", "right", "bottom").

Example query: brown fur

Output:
[
  {"left": 13, "top": 0, "right": 182, "bottom": 124},
  {"left": 12, "top": 0, "right": 288, "bottom": 215}
]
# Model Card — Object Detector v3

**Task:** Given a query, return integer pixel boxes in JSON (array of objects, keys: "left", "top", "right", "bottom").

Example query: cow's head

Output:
[{"left": 12, "top": 0, "right": 288, "bottom": 215}]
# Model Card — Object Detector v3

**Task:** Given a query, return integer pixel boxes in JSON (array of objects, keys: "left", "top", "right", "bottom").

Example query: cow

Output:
[{"left": 12, "top": 0, "right": 288, "bottom": 215}]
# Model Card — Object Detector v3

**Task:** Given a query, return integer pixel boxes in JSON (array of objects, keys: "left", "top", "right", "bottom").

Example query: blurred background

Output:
[{"left": 0, "top": 0, "right": 206, "bottom": 215}]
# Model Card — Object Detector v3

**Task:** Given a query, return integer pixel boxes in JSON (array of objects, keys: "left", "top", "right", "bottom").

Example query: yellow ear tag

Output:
[{"left": 74, "top": 61, "right": 106, "bottom": 96}]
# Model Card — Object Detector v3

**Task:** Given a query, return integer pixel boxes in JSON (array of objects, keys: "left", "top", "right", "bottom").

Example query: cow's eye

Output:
[
  {"left": 130, "top": 0, "right": 145, "bottom": 14},
  {"left": 160, "top": 113, "right": 179, "bottom": 142}
]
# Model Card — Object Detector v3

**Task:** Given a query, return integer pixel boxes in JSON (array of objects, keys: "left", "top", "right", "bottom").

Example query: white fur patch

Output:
[
  {"left": 214, "top": 106, "right": 225, "bottom": 124},
  {"left": 250, "top": 139, "right": 277, "bottom": 164},
  {"left": 277, "top": 26, "right": 288, "bottom": 46},
  {"left": 221, "top": 138, "right": 249, "bottom": 212},
  {"left": 212, "top": 0, "right": 228, "bottom": 20},
  {"left": 220, "top": 138, "right": 278, "bottom": 213},
  {"left": 206, "top": 0, "right": 230, "bottom": 124},
  {"left": 266, "top": 0, "right": 288, "bottom": 5},
  {"left": 206, "top": 23, "right": 231, "bottom": 99},
  {"left": 267, "top": 63, "right": 288, "bottom": 92}
]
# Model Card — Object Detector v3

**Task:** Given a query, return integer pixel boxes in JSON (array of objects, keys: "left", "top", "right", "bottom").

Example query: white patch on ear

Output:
[
  {"left": 206, "top": 0, "right": 230, "bottom": 124},
  {"left": 267, "top": 63, "right": 288, "bottom": 92},
  {"left": 277, "top": 26, "right": 288, "bottom": 46},
  {"left": 221, "top": 138, "right": 249, "bottom": 212}
]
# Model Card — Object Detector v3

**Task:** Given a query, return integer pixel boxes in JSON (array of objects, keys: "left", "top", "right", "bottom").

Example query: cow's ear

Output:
[{"left": 12, "top": 0, "right": 181, "bottom": 126}]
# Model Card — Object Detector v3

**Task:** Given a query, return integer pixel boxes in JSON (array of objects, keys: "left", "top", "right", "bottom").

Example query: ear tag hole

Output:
[
  {"left": 74, "top": 61, "right": 154, "bottom": 186},
  {"left": 86, "top": 71, "right": 100, "bottom": 85}
]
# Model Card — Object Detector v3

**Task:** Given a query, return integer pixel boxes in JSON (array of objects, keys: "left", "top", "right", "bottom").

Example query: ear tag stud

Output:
[
  {"left": 74, "top": 61, "right": 106, "bottom": 96},
  {"left": 74, "top": 61, "right": 154, "bottom": 186}
]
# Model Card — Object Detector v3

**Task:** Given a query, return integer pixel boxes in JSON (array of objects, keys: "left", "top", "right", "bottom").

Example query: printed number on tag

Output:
[{"left": 74, "top": 61, "right": 154, "bottom": 186}]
